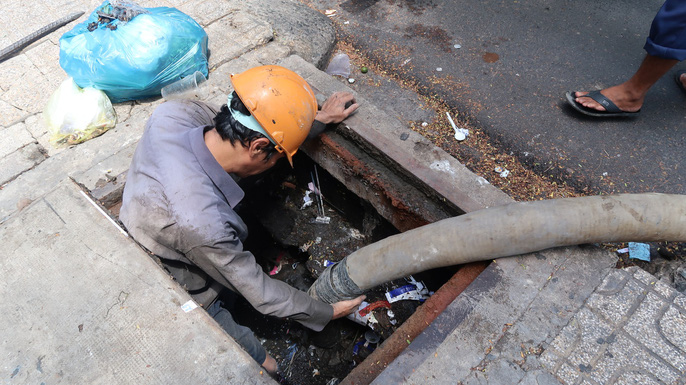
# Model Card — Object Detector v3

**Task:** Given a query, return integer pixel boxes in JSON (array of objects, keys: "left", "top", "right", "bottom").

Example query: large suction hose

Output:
[{"left": 309, "top": 193, "right": 686, "bottom": 303}]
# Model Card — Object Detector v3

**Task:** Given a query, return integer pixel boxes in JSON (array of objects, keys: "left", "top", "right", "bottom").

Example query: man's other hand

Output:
[
  {"left": 316, "top": 92, "right": 359, "bottom": 124},
  {"left": 331, "top": 295, "right": 366, "bottom": 319}
]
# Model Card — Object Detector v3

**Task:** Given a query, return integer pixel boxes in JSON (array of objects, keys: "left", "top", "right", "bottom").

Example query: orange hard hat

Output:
[{"left": 230, "top": 65, "right": 318, "bottom": 167}]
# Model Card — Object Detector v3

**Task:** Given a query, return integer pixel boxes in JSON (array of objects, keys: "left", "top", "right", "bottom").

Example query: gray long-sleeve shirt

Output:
[{"left": 120, "top": 100, "right": 333, "bottom": 331}]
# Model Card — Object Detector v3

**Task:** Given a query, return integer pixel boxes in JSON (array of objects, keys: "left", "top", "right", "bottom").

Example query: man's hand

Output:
[
  {"left": 331, "top": 295, "right": 366, "bottom": 319},
  {"left": 315, "top": 92, "right": 359, "bottom": 124}
]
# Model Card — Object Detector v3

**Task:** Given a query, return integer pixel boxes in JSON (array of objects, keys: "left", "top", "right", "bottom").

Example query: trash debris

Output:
[
  {"left": 325, "top": 9, "right": 337, "bottom": 17},
  {"left": 385, "top": 276, "right": 431, "bottom": 303},
  {"left": 616, "top": 247, "right": 629, "bottom": 254},
  {"left": 348, "top": 78, "right": 355, "bottom": 84},
  {"left": 436, "top": 67, "right": 443, "bottom": 72},
  {"left": 181, "top": 300, "right": 198, "bottom": 312},
  {"left": 326, "top": 53, "right": 351, "bottom": 77},
  {"left": 387, "top": 310, "right": 397, "bottom": 325},
  {"left": 323, "top": 260, "right": 337, "bottom": 267},
  {"left": 628, "top": 242, "right": 651, "bottom": 262},
  {"left": 301, "top": 190, "right": 314, "bottom": 209},
  {"left": 400, "top": 132, "right": 410, "bottom": 141},
  {"left": 348, "top": 228, "right": 365, "bottom": 240},
  {"left": 315, "top": 216, "right": 331, "bottom": 224},
  {"left": 401, "top": 58, "right": 412, "bottom": 67},
  {"left": 96, "top": 0, "right": 149, "bottom": 22},
  {"left": 421, "top": 122, "right": 428, "bottom": 127},
  {"left": 347, "top": 300, "right": 389, "bottom": 327},
  {"left": 454, "top": 44, "right": 462, "bottom": 49},
  {"left": 364, "top": 330, "right": 381, "bottom": 345},
  {"left": 311, "top": 166, "right": 331, "bottom": 224},
  {"left": 300, "top": 239, "right": 317, "bottom": 252},
  {"left": 446, "top": 111, "right": 469, "bottom": 141},
  {"left": 268, "top": 253, "right": 283, "bottom": 276},
  {"left": 494, "top": 166, "right": 510, "bottom": 178},
  {"left": 360, "top": 66, "right": 368, "bottom": 73},
  {"left": 313, "top": 369, "right": 320, "bottom": 376},
  {"left": 44, "top": 77, "right": 117, "bottom": 148},
  {"left": 353, "top": 330, "right": 381, "bottom": 358},
  {"left": 60, "top": 0, "right": 208, "bottom": 102}
]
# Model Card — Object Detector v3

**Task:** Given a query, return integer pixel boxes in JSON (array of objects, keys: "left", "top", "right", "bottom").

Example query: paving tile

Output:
[
  {"left": 24, "top": 40, "right": 62, "bottom": 76},
  {"left": 654, "top": 279, "right": 677, "bottom": 300},
  {"left": 674, "top": 293, "right": 686, "bottom": 311},
  {"left": 624, "top": 293, "right": 686, "bottom": 372},
  {"left": 0, "top": 98, "right": 26, "bottom": 127},
  {"left": 1, "top": 67, "right": 51, "bottom": 113},
  {"left": 586, "top": 274, "right": 645, "bottom": 324},
  {"left": 555, "top": 363, "right": 579, "bottom": 384},
  {"left": 137, "top": 0, "right": 173, "bottom": 8},
  {"left": 177, "top": 0, "right": 240, "bottom": 26},
  {"left": 0, "top": 122, "right": 35, "bottom": 158},
  {"left": 23, "top": 113, "right": 65, "bottom": 157},
  {"left": 0, "top": 143, "right": 45, "bottom": 186},
  {"left": 615, "top": 372, "right": 662, "bottom": 385},
  {"left": 0, "top": 54, "right": 34, "bottom": 92},
  {"left": 633, "top": 266, "right": 657, "bottom": 286},
  {"left": 566, "top": 309, "right": 613, "bottom": 369},
  {"left": 659, "top": 305, "right": 686, "bottom": 354},
  {"left": 591, "top": 333, "right": 679, "bottom": 384},
  {"left": 205, "top": 12, "right": 273, "bottom": 69}
]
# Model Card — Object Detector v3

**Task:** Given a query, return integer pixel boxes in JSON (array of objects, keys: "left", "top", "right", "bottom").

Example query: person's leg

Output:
[
  {"left": 206, "top": 301, "right": 276, "bottom": 374},
  {"left": 572, "top": 54, "right": 678, "bottom": 112},
  {"left": 570, "top": 0, "right": 686, "bottom": 113}
]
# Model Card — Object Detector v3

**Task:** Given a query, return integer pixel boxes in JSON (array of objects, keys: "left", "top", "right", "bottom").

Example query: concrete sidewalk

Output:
[
  {"left": 1, "top": 180, "right": 271, "bottom": 384},
  {"left": 374, "top": 248, "right": 686, "bottom": 385},
  {"left": 1, "top": 0, "right": 685, "bottom": 384}
]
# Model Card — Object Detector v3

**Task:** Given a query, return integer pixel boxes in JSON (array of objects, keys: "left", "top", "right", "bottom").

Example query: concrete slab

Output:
[
  {"left": 278, "top": 54, "right": 512, "bottom": 213},
  {"left": 205, "top": 11, "right": 273, "bottom": 69},
  {"left": 0, "top": 122, "right": 35, "bottom": 158},
  {"left": 373, "top": 246, "right": 686, "bottom": 385},
  {"left": 0, "top": 143, "right": 46, "bottom": 186},
  {"left": 242, "top": 0, "right": 336, "bottom": 69},
  {"left": 0, "top": 180, "right": 274, "bottom": 384}
]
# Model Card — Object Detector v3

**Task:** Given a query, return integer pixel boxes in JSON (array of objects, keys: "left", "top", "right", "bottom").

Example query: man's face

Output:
[{"left": 236, "top": 151, "right": 285, "bottom": 178}]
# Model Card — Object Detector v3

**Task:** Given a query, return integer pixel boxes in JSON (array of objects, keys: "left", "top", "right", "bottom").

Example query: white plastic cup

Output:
[{"left": 161, "top": 71, "right": 207, "bottom": 100}]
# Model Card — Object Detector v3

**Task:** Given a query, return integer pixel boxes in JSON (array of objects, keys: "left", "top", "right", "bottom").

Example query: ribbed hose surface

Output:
[
  {"left": 310, "top": 194, "right": 686, "bottom": 302},
  {"left": 0, "top": 12, "right": 84, "bottom": 63}
]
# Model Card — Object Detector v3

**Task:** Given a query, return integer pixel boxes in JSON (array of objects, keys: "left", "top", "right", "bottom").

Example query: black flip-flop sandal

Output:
[{"left": 565, "top": 90, "right": 640, "bottom": 118}]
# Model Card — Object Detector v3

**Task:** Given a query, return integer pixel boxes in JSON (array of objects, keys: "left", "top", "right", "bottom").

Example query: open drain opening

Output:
[
  {"left": 230, "top": 155, "right": 458, "bottom": 384},
  {"left": 101, "top": 148, "right": 464, "bottom": 385}
]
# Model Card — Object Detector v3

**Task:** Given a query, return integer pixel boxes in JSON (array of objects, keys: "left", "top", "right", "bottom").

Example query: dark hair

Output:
[{"left": 213, "top": 91, "right": 278, "bottom": 160}]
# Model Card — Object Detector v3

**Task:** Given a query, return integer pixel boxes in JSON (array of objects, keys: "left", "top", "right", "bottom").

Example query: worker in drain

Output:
[{"left": 119, "top": 65, "right": 364, "bottom": 375}]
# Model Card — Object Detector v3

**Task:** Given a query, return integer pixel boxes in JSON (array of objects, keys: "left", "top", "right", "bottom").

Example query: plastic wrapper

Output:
[
  {"left": 325, "top": 53, "right": 351, "bottom": 77},
  {"left": 44, "top": 77, "right": 117, "bottom": 147},
  {"left": 385, "top": 276, "right": 431, "bottom": 303},
  {"left": 59, "top": 0, "right": 208, "bottom": 102}
]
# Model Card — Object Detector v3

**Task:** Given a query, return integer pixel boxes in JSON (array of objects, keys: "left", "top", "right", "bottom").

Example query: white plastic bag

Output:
[{"left": 44, "top": 77, "right": 117, "bottom": 147}]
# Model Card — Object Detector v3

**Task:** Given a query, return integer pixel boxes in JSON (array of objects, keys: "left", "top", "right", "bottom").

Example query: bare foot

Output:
[{"left": 573, "top": 84, "right": 644, "bottom": 113}]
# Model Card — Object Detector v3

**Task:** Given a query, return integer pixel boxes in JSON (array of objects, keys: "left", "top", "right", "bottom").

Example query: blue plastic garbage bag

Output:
[{"left": 59, "top": 1, "right": 208, "bottom": 103}]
